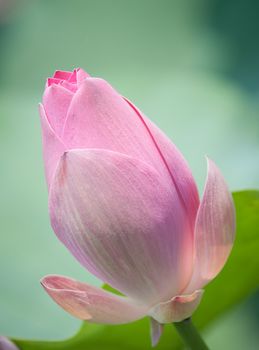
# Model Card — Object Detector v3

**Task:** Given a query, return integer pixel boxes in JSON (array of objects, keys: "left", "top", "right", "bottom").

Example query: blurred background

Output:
[{"left": 0, "top": 0, "right": 259, "bottom": 349}]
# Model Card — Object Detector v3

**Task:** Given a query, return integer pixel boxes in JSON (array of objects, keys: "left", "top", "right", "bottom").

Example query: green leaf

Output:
[{"left": 13, "top": 190, "right": 259, "bottom": 349}]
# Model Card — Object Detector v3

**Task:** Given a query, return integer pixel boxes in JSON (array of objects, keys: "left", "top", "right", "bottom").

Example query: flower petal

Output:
[
  {"left": 74, "top": 68, "right": 90, "bottom": 85},
  {"left": 62, "top": 78, "right": 159, "bottom": 164},
  {"left": 42, "top": 85, "right": 73, "bottom": 137},
  {"left": 62, "top": 78, "right": 191, "bottom": 204},
  {"left": 186, "top": 158, "right": 236, "bottom": 292},
  {"left": 148, "top": 290, "right": 203, "bottom": 323},
  {"left": 41, "top": 275, "right": 147, "bottom": 324},
  {"left": 49, "top": 149, "right": 193, "bottom": 304},
  {"left": 0, "top": 337, "right": 19, "bottom": 350},
  {"left": 124, "top": 98, "right": 200, "bottom": 232},
  {"left": 53, "top": 70, "right": 72, "bottom": 81},
  {"left": 39, "top": 104, "right": 66, "bottom": 189},
  {"left": 150, "top": 318, "right": 164, "bottom": 347}
]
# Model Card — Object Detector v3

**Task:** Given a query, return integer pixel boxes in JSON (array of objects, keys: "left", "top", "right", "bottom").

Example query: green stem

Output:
[{"left": 174, "top": 318, "right": 209, "bottom": 350}]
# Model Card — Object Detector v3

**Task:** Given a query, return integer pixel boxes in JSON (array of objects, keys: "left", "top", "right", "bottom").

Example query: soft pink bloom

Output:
[{"left": 39, "top": 68, "right": 235, "bottom": 346}]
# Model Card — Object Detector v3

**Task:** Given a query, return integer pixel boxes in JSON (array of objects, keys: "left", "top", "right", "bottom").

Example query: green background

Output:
[{"left": 0, "top": 0, "right": 259, "bottom": 349}]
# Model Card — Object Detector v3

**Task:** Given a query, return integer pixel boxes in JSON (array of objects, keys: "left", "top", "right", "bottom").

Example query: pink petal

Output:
[
  {"left": 51, "top": 68, "right": 89, "bottom": 89},
  {"left": 150, "top": 318, "right": 164, "bottom": 347},
  {"left": 42, "top": 85, "right": 73, "bottom": 137},
  {"left": 75, "top": 68, "right": 90, "bottom": 85},
  {"left": 62, "top": 78, "right": 193, "bottom": 213},
  {"left": 186, "top": 158, "right": 236, "bottom": 292},
  {"left": 148, "top": 290, "right": 203, "bottom": 323},
  {"left": 62, "top": 78, "right": 160, "bottom": 164},
  {"left": 59, "top": 80, "right": 77, "bottom": 93},
  {"left": 53, "top": 70, "right": 72, "bottom": 80},
  {"left": 68, "top": 68, "right": 90, "bottom": 85},
  {"left": 49, "top": 149, "right": 193, "bottom": 305},
  {"left": 46, "top": 77, "right": 61, "bottom": 88},
  {"left": 124, "top": 98, "right": 200, "bottom": 232},
  {"left": 39, "top": 104, "right": 66, "bottom": 189},
  {"left": 0, "top": 337, "right": 19, "bottom": 350},
  {"left": 41, "top": 275, "right": 147, "bottom": 324}
]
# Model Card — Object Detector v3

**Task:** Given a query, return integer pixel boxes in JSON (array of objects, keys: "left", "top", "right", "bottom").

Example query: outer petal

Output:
[
  {"left": 62, "top": 78, "right": 194, "bottom": 214},
  {"left": 62, "top": 77, "right": 165, "bottom": 168},
  {"left": 186, "top": 158, "right": 236, "bottom": 292},
  {"left": 148, "top": 290, "right": 203, "bottom": 323},
  {"left": 0, "top": 337, "right": 19, "bottom": 350},
  {"left": 39, "top": 104, "right": 66, "bottom": 189},
  {"left": 124, "top": 98, "right": 199, "bottom": 232},
  {"left": 49, "top": 149, "right": 192, "bottom": 304},
  {"left": 42, "top": 84, "right": 73, "bottom": 137},
  {"left": 41, "top": 275, "right": 147, "bottom": 324}
]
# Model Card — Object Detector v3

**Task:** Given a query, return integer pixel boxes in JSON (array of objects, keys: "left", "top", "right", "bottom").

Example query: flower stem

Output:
[{"left": 174, "top": 318, "right": 209, "bottom": 350}]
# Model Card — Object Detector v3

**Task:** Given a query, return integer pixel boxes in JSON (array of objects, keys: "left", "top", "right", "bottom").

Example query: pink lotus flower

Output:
[{"left": 39, "top": 68, "right": 235, "bottom": 346}]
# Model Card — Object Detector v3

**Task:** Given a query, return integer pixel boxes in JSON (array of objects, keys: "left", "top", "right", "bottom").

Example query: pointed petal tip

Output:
[
  {"left": 40, "top": 275, "right": 86, "bottom": 295},
  {"left": 41, "top": 275, "right": 147, "bottom": 324},
  {"left": 54, "top": 149, "right": 81, "bottom": 177},
  {"left": 150, "top": 318, "right": 164, "bottom": 347},
  {"left": 75, "top": 67, "right": 91, "bottom": 76},
  {"left": 205, "top": 156, "right": 220, "bottom": 173}
]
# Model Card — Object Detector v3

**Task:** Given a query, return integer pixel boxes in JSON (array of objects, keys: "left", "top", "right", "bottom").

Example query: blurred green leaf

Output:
[{"left": 12, "top": 190, "right": 259, "bottom": 349}]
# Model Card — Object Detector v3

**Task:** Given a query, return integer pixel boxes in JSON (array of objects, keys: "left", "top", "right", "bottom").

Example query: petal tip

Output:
[
  {"left": 150, "top": 318, "right": 163, "bottom": 347},
  {"left": 41, "top": 275, "right": 146, "bottom": 324},
  {"left": 205, "top": 156, "right": 217, "bottom": 171},
  {"left": 41, "top": 275, "right": 87, "bottom": 296}
]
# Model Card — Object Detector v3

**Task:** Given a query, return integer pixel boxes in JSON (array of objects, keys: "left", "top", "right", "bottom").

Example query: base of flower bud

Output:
[{"left": 148, "top": 289, "right": 203, "bottom": 324}]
